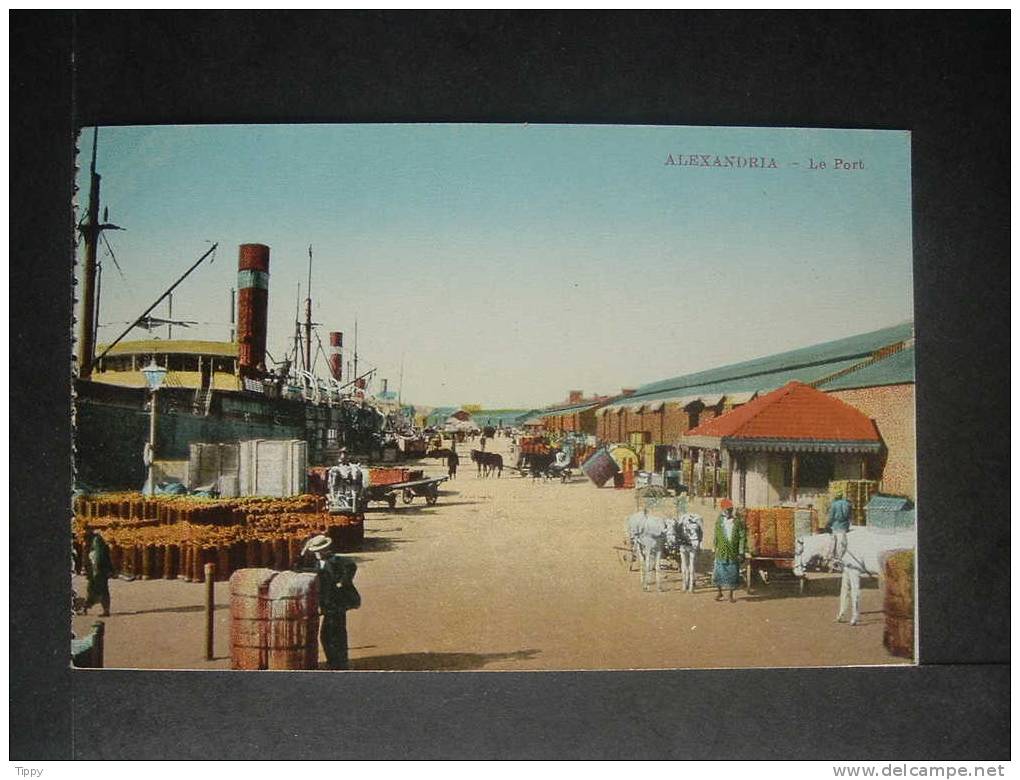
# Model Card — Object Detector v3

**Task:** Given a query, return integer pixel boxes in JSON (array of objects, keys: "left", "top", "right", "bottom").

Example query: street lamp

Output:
[{"left": 142, "top": 359, "right": 168, "bottom": 496}]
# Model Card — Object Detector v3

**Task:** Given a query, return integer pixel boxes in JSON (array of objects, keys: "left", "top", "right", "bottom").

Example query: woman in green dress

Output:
[{"left": 713, "top": 499, "right": 747, "bottom": 603}]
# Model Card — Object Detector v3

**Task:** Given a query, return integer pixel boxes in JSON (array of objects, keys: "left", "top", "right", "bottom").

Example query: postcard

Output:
[{"left": 71, "top": 123, "right": 916, "bottom": 672}]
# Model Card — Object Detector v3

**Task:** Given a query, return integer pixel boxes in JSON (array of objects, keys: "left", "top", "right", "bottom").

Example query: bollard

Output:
[
  {"left": 93, "top": 620, "right": 106, "bottom": 669},
  {"left": 205, "top": 562, "right": 215, "bottom": 661}
]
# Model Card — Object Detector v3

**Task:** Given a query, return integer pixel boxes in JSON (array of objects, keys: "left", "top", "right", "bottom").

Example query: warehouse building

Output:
[
  {"left": 594, "top": 322, "right": 915, "bottom": 497},
  {"left": 538, "top": 390, "right": 629, "bottom": 434}
]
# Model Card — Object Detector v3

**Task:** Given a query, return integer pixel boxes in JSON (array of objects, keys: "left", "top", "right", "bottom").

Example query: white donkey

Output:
[
  {"left": 626, "top": 509, "right": 670, "bottom": 592},
  {"left": 667, "top": 513, "right": 704, "bottom": 592},
  {"left": 793, "top": 527, "right": 916, "bottom": 625}
]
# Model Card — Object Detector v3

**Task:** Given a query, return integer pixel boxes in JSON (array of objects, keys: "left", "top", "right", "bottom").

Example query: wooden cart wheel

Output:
[
  {"left": 402, "top": 488, "right": 415, "bottom": 504},
  {"left": 387, "top": 494, "right": 397, "bottom": 509},
  {"left": 425, "top": 489, "right": 438, "bottom": 506}
]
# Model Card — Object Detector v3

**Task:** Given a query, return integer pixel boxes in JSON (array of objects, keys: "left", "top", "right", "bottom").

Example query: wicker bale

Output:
[
  {"left": 884, "top": 616, "right": 914, "bottom": 659},
  {"left": 287, "top": 536, "right": 304, "bottom": 569},
  {"left": 102, "top": 542, "right": 119, "bottom": 575},
  {"left": 882, "top": 549, "right": 915, "bottom": 619},
  {"left": 759, "top": 510, "right": 778, "bottom": 557},
  {"left": 260, "top": 539, "right": 275, "bottom": 567},
  {"left": 163, "top": 544, "right": 178, "bottom": 579},
  {"left": 216, "top": 544, "right": 232, "bottom": 581},
  {"left": 245, "top": 539, "right": 261, "bottom": 568},
  {"left": 267, "top": 571, "right": 320, "bottom": 670},
  {"left": 881, "top": 549, "right": 915, "bottom": 658},
  {"left": 743, "top": 510, "right": 760, "bottom": 555},
  {"left": 229, "top": 568, "right": 279, "bottom": 670},
  {"left": 152, "top": 544, "right": 164, "bottom": 579},
  {"left": 230, "top": 540, "right": 247, "bottom": 574},
  {"left": 775, "top": 509, "right": 796, "bottom": 556},
  {"left": 272, "top": 537, "right": 288, "bottom": 570}
]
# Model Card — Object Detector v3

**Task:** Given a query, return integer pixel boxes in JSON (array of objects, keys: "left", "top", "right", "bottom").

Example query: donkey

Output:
[
  {"left": 626, "top": 509, "right": 671, "bottom": 592},
  {"left": 666, "top": 513, "right": 704, "bottom": 593}
]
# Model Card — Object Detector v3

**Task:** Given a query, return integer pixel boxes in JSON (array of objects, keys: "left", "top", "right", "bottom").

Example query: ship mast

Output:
[
  {"left": 76, "top": 127, "right": 122, "bottom": 378},
  {"left": 353, "top": 319, "right": 359, "bottom": 388},
  {"left": 304, "top": 245, "right": 313, "bottom": 374},
  {"left": 292, "top": 282, "right": 302, "bottom": 371}
]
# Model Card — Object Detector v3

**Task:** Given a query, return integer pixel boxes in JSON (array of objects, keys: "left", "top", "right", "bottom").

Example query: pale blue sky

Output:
[{"left": 76, "top": 124, "right": 913, "bottom": 408}]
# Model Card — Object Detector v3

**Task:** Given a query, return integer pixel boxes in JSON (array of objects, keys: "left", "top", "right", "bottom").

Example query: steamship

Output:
[
  {"left": 74, "top": 241, "right": 392, "bottom": 491},
  {"left": 72, "top": 132, "right": 400, "bottom": 491}
]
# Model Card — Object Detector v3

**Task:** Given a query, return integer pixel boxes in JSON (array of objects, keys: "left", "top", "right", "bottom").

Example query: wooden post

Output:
[
  {"left": 204, "top": 562, "right": 215, "bottom": 660},
  {"left": 791, "top": 453, "right": 799, "bottom": 502},
  {"left": 860, "top": 457, "right": 867, "bottom": 479},
  {"left": 92, "top": 621, "right": 105, "bottom": 669},
  {"left": 726, "top": 449, "right": 734, "bottom": 501},
  {"left": 740, "top": 456, "right": 747, "bottom": 507},
  {"left": 711, "top": 449, "right": 718, "bottom": 508}
]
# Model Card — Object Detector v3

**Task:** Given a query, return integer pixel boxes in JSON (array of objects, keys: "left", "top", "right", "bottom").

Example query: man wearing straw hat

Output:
[{"left": 301, "top": 535, "right": 361, "bottom": 670}]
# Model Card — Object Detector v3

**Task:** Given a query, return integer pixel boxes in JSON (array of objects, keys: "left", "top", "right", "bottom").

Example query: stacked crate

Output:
[
  {"left": 866, "top": 494, "right": 916, "bottom": 533},
  {"left": 367, "top": 467, "right": 420, "bottom": 486},
  {"left": 827, "top": 480, "right": 879, "bottom": 526}
]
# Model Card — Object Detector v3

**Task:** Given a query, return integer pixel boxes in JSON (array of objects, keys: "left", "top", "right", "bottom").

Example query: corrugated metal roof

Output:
[
  {"left": 601, "top": 322, "right": 913, "bottom": 410},
  {"left": 538, "top": 401, "right": 598, "bottom": 418},
  {"left": 604, "top": 357, "right": 864, "bottom": 409},
  {"left": 630, "top": 322, "right": 913, "bottom": 398},
  {"left": 818, "top": 345, "right": 915, "bottom": 390},
  {"left": 473, "top": 409, "right": 531, "bottom": 425}
]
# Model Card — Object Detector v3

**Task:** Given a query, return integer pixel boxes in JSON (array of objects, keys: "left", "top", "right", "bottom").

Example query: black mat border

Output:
[{"left": 10, "top": 11, "right": 1009, "bottom": 760}]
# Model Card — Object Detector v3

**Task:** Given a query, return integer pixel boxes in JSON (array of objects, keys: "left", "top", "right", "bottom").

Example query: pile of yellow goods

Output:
[
  {"left": 881, "top": 549, "right": 914, "bottom": 659},
  {"left": 229, "top": 568, "right": 320, "bottom": 670},
  {"left": 74, "top": 493, "right": 324, "bottom": 526},
  {"left": 73, "top": 494, "right": 362, "bottom": 583},
  {"left": 743, "top": 508, "right": 797, "bottom": 557},
  {"left": 826, "top": 480, "right": 879, "bottom": 526}
]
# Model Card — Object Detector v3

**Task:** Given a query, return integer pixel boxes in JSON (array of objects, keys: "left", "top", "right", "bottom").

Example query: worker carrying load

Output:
[{"left": 326, "top": 447, "right": 365, "bottom": 514}]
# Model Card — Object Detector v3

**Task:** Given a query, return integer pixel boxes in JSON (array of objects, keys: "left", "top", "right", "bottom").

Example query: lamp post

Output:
[{"left": 142, "top": 359, "right": 167, "bottom": 496}]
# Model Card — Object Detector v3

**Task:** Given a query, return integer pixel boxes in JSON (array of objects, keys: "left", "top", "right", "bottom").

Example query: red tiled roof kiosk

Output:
[{"left": 679, "top": 382, "right": 883, "bottom": 508}]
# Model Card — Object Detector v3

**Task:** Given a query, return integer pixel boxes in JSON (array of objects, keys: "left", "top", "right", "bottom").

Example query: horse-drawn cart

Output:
[
  {"left": 326, "top": 466, "right": 448, "bottom": 512},
  {"left": 366, "top": 476, "right": 449, "bottom": 508}
]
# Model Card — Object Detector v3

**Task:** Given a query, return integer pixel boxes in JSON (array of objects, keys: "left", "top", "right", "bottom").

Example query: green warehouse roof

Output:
[
  {"left": 818, "top": 345, "right": 915, "bottom": 391},
  {"left": 605, "top": 321, "right": 914, "bottom": 410}
]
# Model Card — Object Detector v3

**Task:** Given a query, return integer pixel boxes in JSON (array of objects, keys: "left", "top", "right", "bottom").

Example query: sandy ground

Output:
[{"left": 72, "top": 436, "right": 909, "bottom": 671}]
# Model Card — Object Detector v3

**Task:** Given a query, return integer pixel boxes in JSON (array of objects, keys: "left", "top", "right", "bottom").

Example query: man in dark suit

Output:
[{"left": 301, "top": 535, "right": 361, "bottom": 670}]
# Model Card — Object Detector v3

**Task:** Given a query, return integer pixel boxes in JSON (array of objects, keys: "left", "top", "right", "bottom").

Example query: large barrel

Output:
[
  {"left": 229, "top": 568, "right": 278, "bottom": 670},
  {"left": 581, "top": 448, "right": 619, "bottom": 488},
  {"left": 881, "top": 549, "right": 915, "bottom": 659},
  {"left": 267, "top": 571, "right": 320, "bottom": 671}
]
